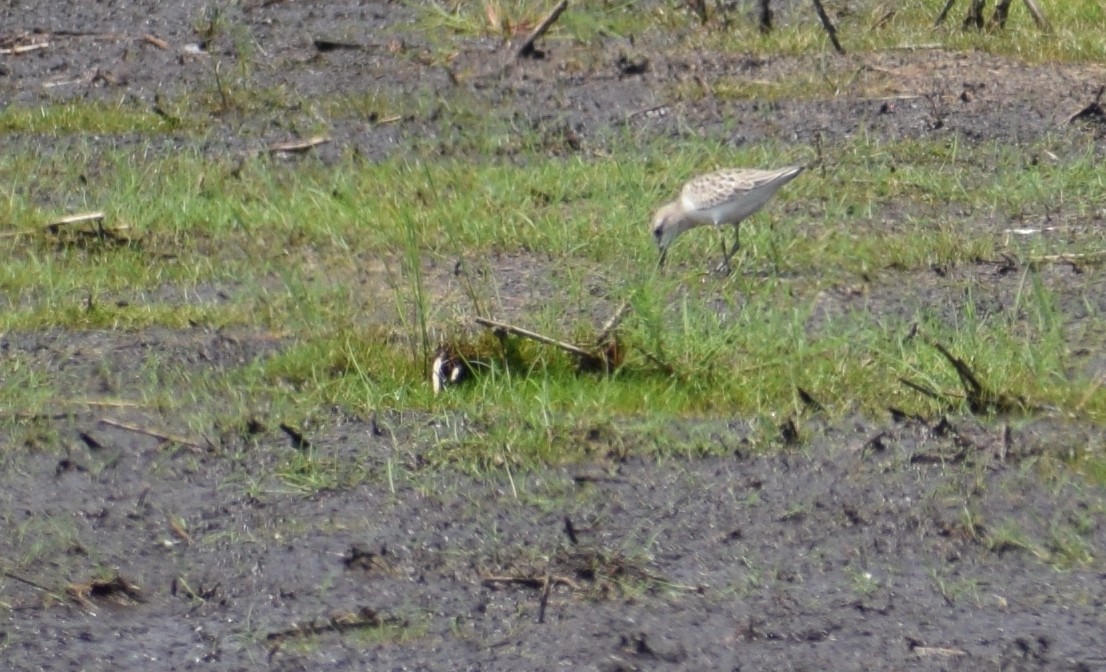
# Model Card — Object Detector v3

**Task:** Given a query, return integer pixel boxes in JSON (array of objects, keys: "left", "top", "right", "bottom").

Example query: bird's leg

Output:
[
  {"left": 716, "top": 223, "right": 742, "bottom": 274},
  {"left": 714, "top": 229, "right": 732, "bottom": 275}
]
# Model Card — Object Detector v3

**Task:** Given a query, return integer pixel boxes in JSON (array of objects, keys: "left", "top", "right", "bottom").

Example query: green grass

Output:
[
  {"left": 414, "top": 0, "right": 659, "bottom": 42},
  {"left": 0, "top": 103, "right": 175, "bottom": 135},
  {"left": 688, "top": 0, "right": 1105, "bottom": 63},
  {"left": 2, "top": 128, "right": 1105, "bottom": 467},
  {"left": 412, "top": 0, "right": 1106, "bottom": 64},
  {"left": 2, "top": 1, "right": 1106, "bottom": 474}
]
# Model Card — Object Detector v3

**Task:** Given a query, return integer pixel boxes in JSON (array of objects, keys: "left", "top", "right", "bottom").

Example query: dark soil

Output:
[{"left": 3, "top": 2, "right": 1106, "bottom": 670}]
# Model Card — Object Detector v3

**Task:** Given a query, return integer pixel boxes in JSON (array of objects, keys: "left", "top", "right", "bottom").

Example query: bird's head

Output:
[{"left": 651, "top": 201, "right": 685, "bottom": 267}]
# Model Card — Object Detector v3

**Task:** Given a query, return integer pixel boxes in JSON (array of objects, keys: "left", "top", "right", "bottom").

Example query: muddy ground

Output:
[{"left": 3, "top": 1, "right": 1106, "bottom": 670}]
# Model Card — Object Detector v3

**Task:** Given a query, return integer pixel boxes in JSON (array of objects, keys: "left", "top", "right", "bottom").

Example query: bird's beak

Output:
[{"left": 657, "top": 247, "right": 668, "bottom": 269}]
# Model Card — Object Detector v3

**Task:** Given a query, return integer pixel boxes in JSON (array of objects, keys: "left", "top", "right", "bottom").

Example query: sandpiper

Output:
[{"left": 652, "top": 165, "right": 805, "bottom": 273}]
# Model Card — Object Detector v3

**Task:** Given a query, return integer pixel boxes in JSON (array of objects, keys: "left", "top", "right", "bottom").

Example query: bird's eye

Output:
[{"left": 653, "top": 227, "right": 662, "bottom": 240}]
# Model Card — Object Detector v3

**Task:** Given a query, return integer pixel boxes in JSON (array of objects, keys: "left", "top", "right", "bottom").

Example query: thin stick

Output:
[
  {"left": 71, "top": 398, "right": 148, "bottom": 409},
  {"left": 810, "top": 0, "right": 845, "bottom": 54},
  {"left": 167, "top": 515, "right": 193, "bottom": 545},
  {"left": 142, "top": 34, "right": 169, "bottom": 50},
  {"left": 537, "top": 572, "right": 552, "bottom": 623},
  {"left": 42, "top": 30, "right": 128, "bottom": 40},
  {"left": 1028, "top": 250, "right": 1106, "bottom": 267},
  {"left": 913, "top": 645, "right": 967, "bottom": 658},
  {"left": 265, "top": 608, "right": 390, "bottom": 641},
  {"left": 3, "top": 571, "right": 60, "bottom": 597},
  {"left": 475, "top": 317, "right": 596, "bottom": 360},
  {"left": 98, "top": 417, "right": 212, "bottom": 452},
  {"left": 44, "top": 212, "right": 105, "bottom": 233},
  {"left": 267, "top": 136, "right": 331, "bottom": 154},
  {"left": 888, "top": 43, "right": 943, "bottom": 51},
  {"left": 595, "top": 300, "right": 630, "bottom": 346},
  {"left": 1002, "top": 226, "right": 1065, "bottom": 235},
  {"left": 0, "top": 43, "right": 49, "bottom": 55},
  {"left": 515, "top": 0, "right": 568, "bottom": 59},
  {"left": 481, "top": 574, "right": 579, "bottom": 590},
  {"left": 212, "top": 59, "right": 230, "bottom": 112}
]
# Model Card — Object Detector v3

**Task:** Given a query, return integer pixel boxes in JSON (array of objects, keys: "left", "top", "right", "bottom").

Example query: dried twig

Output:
[
  {"left": 3, "top": 571, "right": 66, "bottom": 602},
  {"left": 0, "top": 42, "right": 49, "bottom": 55},
  {"left": 267, "top": 136, "right": 331, "bottom": 154},
  {"left": 265, "top": 607, "right": 393, "bottom": 641},
  {"left": 142, "top": 34, "right": 169, "bottom": 50},
  {"left": 1002, "top": 226, "right": 1065, "bottom": 236},
  {"left": 481, "top": 574, "right": 580, "bottom": 590},
  {"left": 537, "top": 572, "right": 553, "bottom": 623},
  {"left": 98, "top": 417, "right": 212, "bottom": 452},
  {"left": 40, "top": 30, "right": 128, "bottom": 40},
  {"left": 1027, "top": 251, "right": 1106, "bottom": 268},
  {"left": 913, "top": 645, "right": 968, "bottom": 658},
  {"left": 595, "top": 300, "right": 630, "bottom": 347},
  {"left": 167, "top": 515, "right": 193, "bottom": 545},
  {"left": 211, "top": 59, "right": 230, "bottom": 112},
  {"left": 515, "top": 0, "right": 568, "bottom": 59},
  {"left": 474, "top": 316, "right": 596, "bottom": 361},
  {"left": 73, "top": 398, "right": 149, "bottom": 409},
  {"left": 44, "top": 211, "right": 105, "bottom": 234}
]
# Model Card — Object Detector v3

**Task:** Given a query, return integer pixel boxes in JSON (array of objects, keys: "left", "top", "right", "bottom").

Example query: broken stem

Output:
[{"left": 474, "top": 317, "right": 596, "bottom": 360}]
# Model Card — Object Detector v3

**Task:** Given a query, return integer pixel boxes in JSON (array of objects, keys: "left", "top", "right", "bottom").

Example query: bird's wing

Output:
[{"left": 682, "top": 166, "right": 802, "bottom": 211}]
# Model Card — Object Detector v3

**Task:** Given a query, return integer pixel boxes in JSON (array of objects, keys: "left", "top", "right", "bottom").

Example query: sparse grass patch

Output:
[
  {"left": 986, "top": 514, "right": 1095, "bottom": 569},
  {"left": 414, "top": 0, "right": 657, "bottom": 43},
  {"left": 2, "top": 115, "right": 1105, "bottom": 470},
  {"left": 0, "top": 103, "right": 174, "bottom": 136},
  {"left": 1079, "top": 456, "right": 1106, "bottom": 488},
  {"left": 275, "top": 447, "right": 370, "bottom": 494},
  {"left": 689, "top": 0, "right": 1106, "bottom": 64}
]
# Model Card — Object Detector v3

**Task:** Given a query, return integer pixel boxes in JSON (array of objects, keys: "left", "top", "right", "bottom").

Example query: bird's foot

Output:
[{"left": 712, "top": 260, "right": 734, "bottom": 276}]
